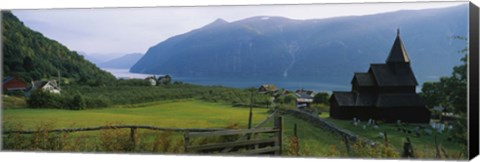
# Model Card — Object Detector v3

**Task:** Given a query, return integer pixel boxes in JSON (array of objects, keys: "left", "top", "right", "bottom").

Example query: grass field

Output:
[
  {"left": 1, "top": 99, "right": 350, "bottom": 156},
  {"left": 2, "top": 99, "right": 269, "bottom": 130}
]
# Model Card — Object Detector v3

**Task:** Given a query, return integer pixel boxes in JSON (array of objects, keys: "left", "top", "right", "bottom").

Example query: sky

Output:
[{"left": 9, "top": 1, "right": 466, "bottom": 58}]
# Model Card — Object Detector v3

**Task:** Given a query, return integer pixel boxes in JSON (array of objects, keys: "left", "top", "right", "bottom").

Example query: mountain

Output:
[
  {"left": 77, "top": 51, "right": 107, "bottom": 65},
  {"left": 2, "top": 11, "right": 116, "bottom": 84},
  {"left": 98, "top": 53, "right": 143, "bottom": 69},
  {"left": 130, "top": 5, "right": 468, "bottom": 87}
]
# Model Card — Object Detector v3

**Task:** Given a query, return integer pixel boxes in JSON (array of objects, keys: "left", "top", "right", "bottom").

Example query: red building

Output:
[{"left": 2, "top": 76, "right": 28, "bottom": 92}]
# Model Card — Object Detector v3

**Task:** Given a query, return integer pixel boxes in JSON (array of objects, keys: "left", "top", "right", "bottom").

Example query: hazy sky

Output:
[{"left": 12, "top": 1, "right": 465, "bottom": 57}]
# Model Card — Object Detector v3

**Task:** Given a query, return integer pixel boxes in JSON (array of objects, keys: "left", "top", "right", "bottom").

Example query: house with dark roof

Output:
[
  {"left": 295, "top": 89, "right": 316, "bottom": 109},
  {"left": 329, "top": 30, "right": 431, "bottom": 123},
  {"left": 157, "top": 75, "right": 172, "bottom": 85}
]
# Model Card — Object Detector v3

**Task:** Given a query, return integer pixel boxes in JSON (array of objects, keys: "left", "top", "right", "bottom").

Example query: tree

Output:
[
  {"left": 313, "top": 92, "right": 330, "bottom": 105},
  {"left": 71, "top": 93, "right": 86, "bottom": 110},
  {"left": 420, "top": 36, "right": 467, "bottom": 145},
  {"left": 283, "top": 94, "right": 297, "bottom": 104},
  {"left": 22, "top": 56, "right": 33, "bottom": 71}
]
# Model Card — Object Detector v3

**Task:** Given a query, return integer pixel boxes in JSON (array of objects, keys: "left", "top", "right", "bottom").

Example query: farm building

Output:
[
  {"left": 2, "top": 76, "right": 28, "bottom": 93},
  {"left": 28, "top": 80, "right": 61, "bottom": 94},
  {"left": 258, "top": 84, "right": 277, "bottom": 93},
  {"left": 157, "top": 75, "right": 172, "bottom": 85},
  {"left": 295, "top": 89, "right": 316, "bottom": 109},
  {"left": 145, "top": 76, "right": 157, "bottom": 86},
  {"left": 329, "top": 30, "right": 430, "bottom": 123}
]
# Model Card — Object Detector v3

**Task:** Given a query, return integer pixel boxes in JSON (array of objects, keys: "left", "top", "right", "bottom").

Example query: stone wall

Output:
[{"left": 281, "top": 109, "right": 376, "bottom": 146}]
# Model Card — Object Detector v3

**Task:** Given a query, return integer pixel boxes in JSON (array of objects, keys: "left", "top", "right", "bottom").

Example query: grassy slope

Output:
[
  {"left": 1, "top": 96, "right": 27, "bottom": 109},
  {"left": 2, "top": 100, "right": 269, "bottom": 129},
  {"left": 322, "top": 116, "right": 466, "bottom": 159},
  {"left": 280, "top": 114, "right": 347, "bottom": 157}
]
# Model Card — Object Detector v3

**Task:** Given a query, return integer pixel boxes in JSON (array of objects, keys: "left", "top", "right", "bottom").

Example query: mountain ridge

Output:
[
  {"left": 130, "top": 4, "right": 468, "bottom": 87},
  {"left": 98, "top": 53, "right": 143, "bottom": 69}
]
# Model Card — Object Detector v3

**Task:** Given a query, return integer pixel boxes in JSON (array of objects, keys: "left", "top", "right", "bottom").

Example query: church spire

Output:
[{"left": 386, "top": 29, "right": 410, "bottom": 64}]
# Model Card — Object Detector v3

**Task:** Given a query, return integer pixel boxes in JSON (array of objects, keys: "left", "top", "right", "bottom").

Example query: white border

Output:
[
  {"left": 0, "top": 0, "right": 478, "bottom": 162},
  {"left": 0, "top": 0, "right": 471, "bottom": 9}
]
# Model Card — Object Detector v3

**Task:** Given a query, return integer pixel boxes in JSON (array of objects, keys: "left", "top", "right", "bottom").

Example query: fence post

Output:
[
  {"left": 293, "top": 123, "right": 299, "bottom": 156},
  {"left": 435, "top": 134, "right": 441, "bottom": 158},
  {"left": 293, "top": 123, "right": 297, "bottom": 137},
  {"left": 130, "top": 127, "right": 137, "bottom": 151},
  {"left": 343, "top": 135, "right": 350, "bottom": 155},
  {"left": 384, "top": 130, "right": 388, "bottom": 148},
  {"left": 274, "top": 111, "right": 283, "bottom": 155},
  {"left": 402, "top": 137, "right": 415, "bottom": 158},
  {"left": 184, "top": 130, "right": 190, "bottom": 153}
]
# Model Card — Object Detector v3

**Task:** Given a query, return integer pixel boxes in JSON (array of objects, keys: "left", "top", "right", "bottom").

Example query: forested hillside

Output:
[{"left": 2, "top": 11, "right": 115, "bottom": 85}]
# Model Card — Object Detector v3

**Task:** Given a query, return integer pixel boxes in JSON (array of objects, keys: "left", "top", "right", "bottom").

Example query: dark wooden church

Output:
[{"left": 329, "top": 30, "right": 431, "bottom": 123}]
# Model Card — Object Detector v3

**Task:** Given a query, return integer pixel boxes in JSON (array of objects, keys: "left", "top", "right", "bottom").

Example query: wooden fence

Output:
[
  {"left": 3, "top": 125, "right": 226, "bottom": 149},
  {"left": 3, "top": 125, "right": 225, "bottom": 134},
  {"left": 184, "top": 111, "right": 283, "bottom": 155},
  {"left": 3, "top": 111, "right": 283, "bottom": 155}
]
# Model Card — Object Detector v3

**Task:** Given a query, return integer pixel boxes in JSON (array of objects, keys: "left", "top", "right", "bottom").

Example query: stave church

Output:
[{"left": 329, "top": 30, "right": 431, "bottom": 123}]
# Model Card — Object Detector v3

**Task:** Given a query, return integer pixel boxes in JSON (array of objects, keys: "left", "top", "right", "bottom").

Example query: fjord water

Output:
[{"left": 103, "top": 68, "right": 349, "bottom": 92}]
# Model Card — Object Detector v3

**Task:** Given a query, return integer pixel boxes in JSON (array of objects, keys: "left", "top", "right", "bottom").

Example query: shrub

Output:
[
  {"left": 70, "top": 93, "right": 86, "bottom": 110},
  {"left": 84, "top": 96, "right": 111, "bottom": 108},
  {"left": 98, "top": 127, "right": 131, "bottom": 152},
  {"left": 150, "top": 131, "right": 183, "bottom": 153},
  {"left": 283, "top": 94, "right": 297, "bottom": 104},
  {"left": 2, "top": 121, "right": 29, "bottom": 150},
  {"left": 313, "top": 92, "right": 330, "bottom": 105},
  {"left": 349, "top": 139, "right": 399, "bottom": 158},
  {"left": 27, "top": 90, "right": 63, "bottom": 108}
]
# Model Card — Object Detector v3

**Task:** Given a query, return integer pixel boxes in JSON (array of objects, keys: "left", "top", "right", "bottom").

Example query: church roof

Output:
[
  {"left": 376, "top": 94, "right": 425, "bottom": 107},
  {"left": 386, "top": 29, "right": 410, "bottom": 64},
  {"left": 369, "top": 64, "right": 418, "bottom": 86},
  {"left": 352, "top": 72, "right": 375, "bottom": 86},
  {"left": 331, "top": 92, "right": 356, "bottom": 106},
  {"left": 331, "top": 92, "right": 425, "bottom": 108},
  {"left": 354, "top": 93, "right": 377, "bottom": 106},
  {"left": 331, "top": 92, "right": 377, "bottom": 107}
]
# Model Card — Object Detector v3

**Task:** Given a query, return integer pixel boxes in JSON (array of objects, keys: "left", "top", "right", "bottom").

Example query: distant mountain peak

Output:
[
  {"left": 204, "top": 18, "right": 229, "bottom": 28},
  {"left": 237, "top": 16, "right": 291, "bottom": 23}
]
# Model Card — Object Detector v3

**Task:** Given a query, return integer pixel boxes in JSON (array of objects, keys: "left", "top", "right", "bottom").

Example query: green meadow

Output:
[
  {"left": 2, "top": 98, "right": 348, "bottom": 156},
  {"left": 2, "top": 99, "right": 269, "bottom": 129}
]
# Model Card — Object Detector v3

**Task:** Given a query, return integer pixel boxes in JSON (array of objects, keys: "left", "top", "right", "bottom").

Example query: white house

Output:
[{"left": 30, "top": 80, "right": 61, "bottom": 94}]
